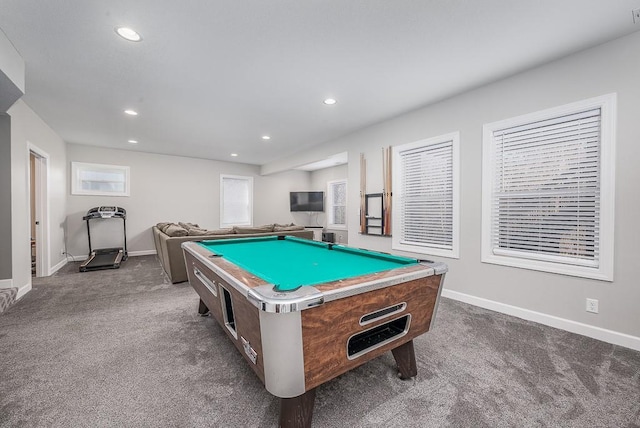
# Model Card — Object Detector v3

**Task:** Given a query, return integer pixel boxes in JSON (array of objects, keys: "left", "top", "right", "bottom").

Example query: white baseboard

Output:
[
  {"left": 128, "top": 250, "right": 157, "bottom": 257},
  {"left": 16, "top": 283, "right": 31, "bottom": 300},
  {"left": 442, "top": 289, "right": 640, "bottom": 352},
  {"left": 51, "top": 258, "right": 67, "bottom": 275},
  {"left": 68, "top": 250, "right": 157, "bottom": 262},
  {"left": 0, "top": 278, "right": 30, "bottom": 300}
]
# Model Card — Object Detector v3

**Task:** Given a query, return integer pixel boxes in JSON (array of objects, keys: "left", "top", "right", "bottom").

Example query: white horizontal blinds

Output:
[
  {"left": 399, "top": 140, "right": 453, "bottom": 250},
  {"left": 222, "top": 177, "right": 251, "bottom": 226},
  {"left": 491, "top": 108, "right": 601, "bottom": 267},
  {"left": 329, "top": 181, "right": 346, "bottom": 225}
]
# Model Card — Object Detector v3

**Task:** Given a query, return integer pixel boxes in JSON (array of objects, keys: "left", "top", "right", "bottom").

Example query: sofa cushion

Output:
[
  {"left": 164, "top": 224, "right": 188, "bottom": 237},
  {"left": 187, "top": 227, "right": 234, "bottom": 236},
  {"left": 207, "top": 228, "right": 235, "bottom": 235},
  {"left": 274, "top": 225, "right": 305, "bottom": 232},
  {"left": 233, "top": 224, "right": 275, "bottom": 234}
]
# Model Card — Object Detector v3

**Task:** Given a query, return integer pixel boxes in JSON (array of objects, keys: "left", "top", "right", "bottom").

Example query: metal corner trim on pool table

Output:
[
  {"left": 419, "top": 260, "right": 448, "bottom": 275},
  {"left": 429, "top": 272, "right": 446, "bottom": 331},
  {"left": 247, "top": 284, "right": 325, "bottom": 313}
]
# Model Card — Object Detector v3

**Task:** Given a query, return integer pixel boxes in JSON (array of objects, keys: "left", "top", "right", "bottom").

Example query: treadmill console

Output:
[{"left": 84, "top": 206, "right": 126, "bottom": 220}]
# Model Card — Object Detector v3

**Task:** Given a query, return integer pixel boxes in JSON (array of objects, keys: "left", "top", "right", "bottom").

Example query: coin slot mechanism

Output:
[{"left": 359, "top": 302, "right": 406, "bottom": 326}]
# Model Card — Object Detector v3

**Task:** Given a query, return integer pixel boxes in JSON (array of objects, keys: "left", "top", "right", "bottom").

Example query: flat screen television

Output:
[{"left": 290, "top": 191, "right": 324, "bottom": 212}]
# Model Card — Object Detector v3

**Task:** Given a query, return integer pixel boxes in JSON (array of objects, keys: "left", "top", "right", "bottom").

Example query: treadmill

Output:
[{"left": 79, "top": 206, "right": 128, "bottom": 272}]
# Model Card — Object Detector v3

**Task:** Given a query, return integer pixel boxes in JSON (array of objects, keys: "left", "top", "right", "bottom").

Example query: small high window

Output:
[{"left": 71, "top": 162, "right": 130, "bottom": 197}]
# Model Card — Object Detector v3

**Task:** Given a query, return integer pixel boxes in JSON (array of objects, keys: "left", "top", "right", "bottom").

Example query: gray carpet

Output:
[{"left": 1, "top": 256, "right": 639, "bottom": 427}]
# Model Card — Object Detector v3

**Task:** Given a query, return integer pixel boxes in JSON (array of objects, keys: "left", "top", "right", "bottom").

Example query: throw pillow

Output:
[
  {"left": 156, "top": 222, "right": 171, "bottom": 231},
  {"left": 164, "top": 224, "right": 188, "bottom": 237},
  {"left": 187, "top": 228, "right": 211, "bottom": 236},
  {"left": 160, "top": 223, "right": 175, "bottom": 234},
  {"left": 179, "top": 222, "right": 200, "bottom": 230}
]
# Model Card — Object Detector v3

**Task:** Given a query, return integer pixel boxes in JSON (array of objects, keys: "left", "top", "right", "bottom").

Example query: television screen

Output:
[{"left": 290, "top": 191, "right": 324, "bottom": 212}]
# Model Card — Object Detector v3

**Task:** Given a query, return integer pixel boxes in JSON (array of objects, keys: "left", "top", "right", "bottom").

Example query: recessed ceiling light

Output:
[
  {"left": 128, "top": 139, "right": 138, "bottom": 144},
  {"left": 323, "top": 98, "right": 337, "bottom": 105},
  {"left": 231, "top": 153, "right": 238, "bottom": 157},
  {"left": 262, "top": 135, "right": 271, "bottom": 140},
  {"left": 124, "top": 109, "right": 138, "bottom": 116},
  {"left": 115, "top": 27, "right": 142, "bottom": 42}
]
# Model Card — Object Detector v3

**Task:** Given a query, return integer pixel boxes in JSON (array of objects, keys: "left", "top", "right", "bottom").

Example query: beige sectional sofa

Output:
[{"left": 152, "top": 222, "right": 314, "bottom": 283}]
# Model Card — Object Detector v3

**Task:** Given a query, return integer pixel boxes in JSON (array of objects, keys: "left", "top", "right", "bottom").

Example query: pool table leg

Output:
[
  {"left": 198, "top": 298, "right": 210, "bottom": 316},
  {"left": 279, "top": 388, "right": 316, "bottom": 428},
  {"left": 392, "top": 340, "right": 417, "bottom": 380}
]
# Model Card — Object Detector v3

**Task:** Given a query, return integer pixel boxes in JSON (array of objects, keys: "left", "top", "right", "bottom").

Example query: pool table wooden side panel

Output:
[
  {"left": 184, "top": 252, "right": 266, "bottom": 384},
  {"left": 301, "top": 274, "right": 442, "bottom": 391}
]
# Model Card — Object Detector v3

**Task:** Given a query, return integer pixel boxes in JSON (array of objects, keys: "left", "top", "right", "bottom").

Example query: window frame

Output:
[
  {"left": 391, "top": 132, "right": 460, "bottom": 259},
  {"left": 481, "top": 93, "right": 616, "bottom": 281},
  {"left": 220, "top": 174, "right": 254, "bottom": 228},
  {"left": 326, "top": 179, "right": 348, "bottom": 230},
  {"left": 71, "top": 162, "right": 130, "bottom": 197}
]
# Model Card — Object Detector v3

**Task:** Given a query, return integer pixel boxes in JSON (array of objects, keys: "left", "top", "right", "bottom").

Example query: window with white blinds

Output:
[
  {"left": 327, "top": 179, "right": 347, "bottom": 229},
  {"left": 220, "top": 174, "right": 253, "bottom": 228},
  {"left": 392, "top": 132, "right": 459, "bottom": 258},
  {"left": 482, "top": 94, "right": 616, "bottom": 281}
]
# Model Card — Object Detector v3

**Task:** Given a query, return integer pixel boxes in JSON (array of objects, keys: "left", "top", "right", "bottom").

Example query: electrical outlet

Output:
[
  {"left": 586, "top": 298, "right": 599, "bottom": 314},
  {"left": 633, "top": 8, "right": 640, "bottom": 24}
]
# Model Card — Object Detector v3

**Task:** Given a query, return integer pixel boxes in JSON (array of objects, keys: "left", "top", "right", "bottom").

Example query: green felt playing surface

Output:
[{"left": 198, "top": 236, "right": 418, "bottom": 291}]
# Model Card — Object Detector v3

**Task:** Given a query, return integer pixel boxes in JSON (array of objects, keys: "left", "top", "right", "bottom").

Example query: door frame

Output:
[{"left": 27, "top": 142, "right": 50, "bottom": 277}]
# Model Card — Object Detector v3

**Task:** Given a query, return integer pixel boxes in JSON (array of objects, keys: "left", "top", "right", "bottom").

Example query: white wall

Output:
[
  {"left": 0, "top": 115, "right": 12, "bottom": 282},
  {"left": 65, "top": 144, "right": 310, "bottom": 258},
  {"left": 8, "top": 100, "right": 67, "bottom": 294},
  {"left": 261, "top": 31, "right": 640, "bottom": 349}
]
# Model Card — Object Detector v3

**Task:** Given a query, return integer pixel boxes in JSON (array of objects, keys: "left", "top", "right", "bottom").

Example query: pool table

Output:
[{"left": 182, "top": 236, "right": 447, "bottom": 427}]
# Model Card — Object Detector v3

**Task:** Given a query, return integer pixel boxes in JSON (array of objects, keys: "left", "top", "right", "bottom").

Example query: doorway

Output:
[{"left": 28, "top": 144, "right": 50, "bottom": 277}]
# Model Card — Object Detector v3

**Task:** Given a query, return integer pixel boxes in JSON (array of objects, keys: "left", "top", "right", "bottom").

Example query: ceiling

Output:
[{"left": 1, "top": 1, "right": 638, "bottom": 167}]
